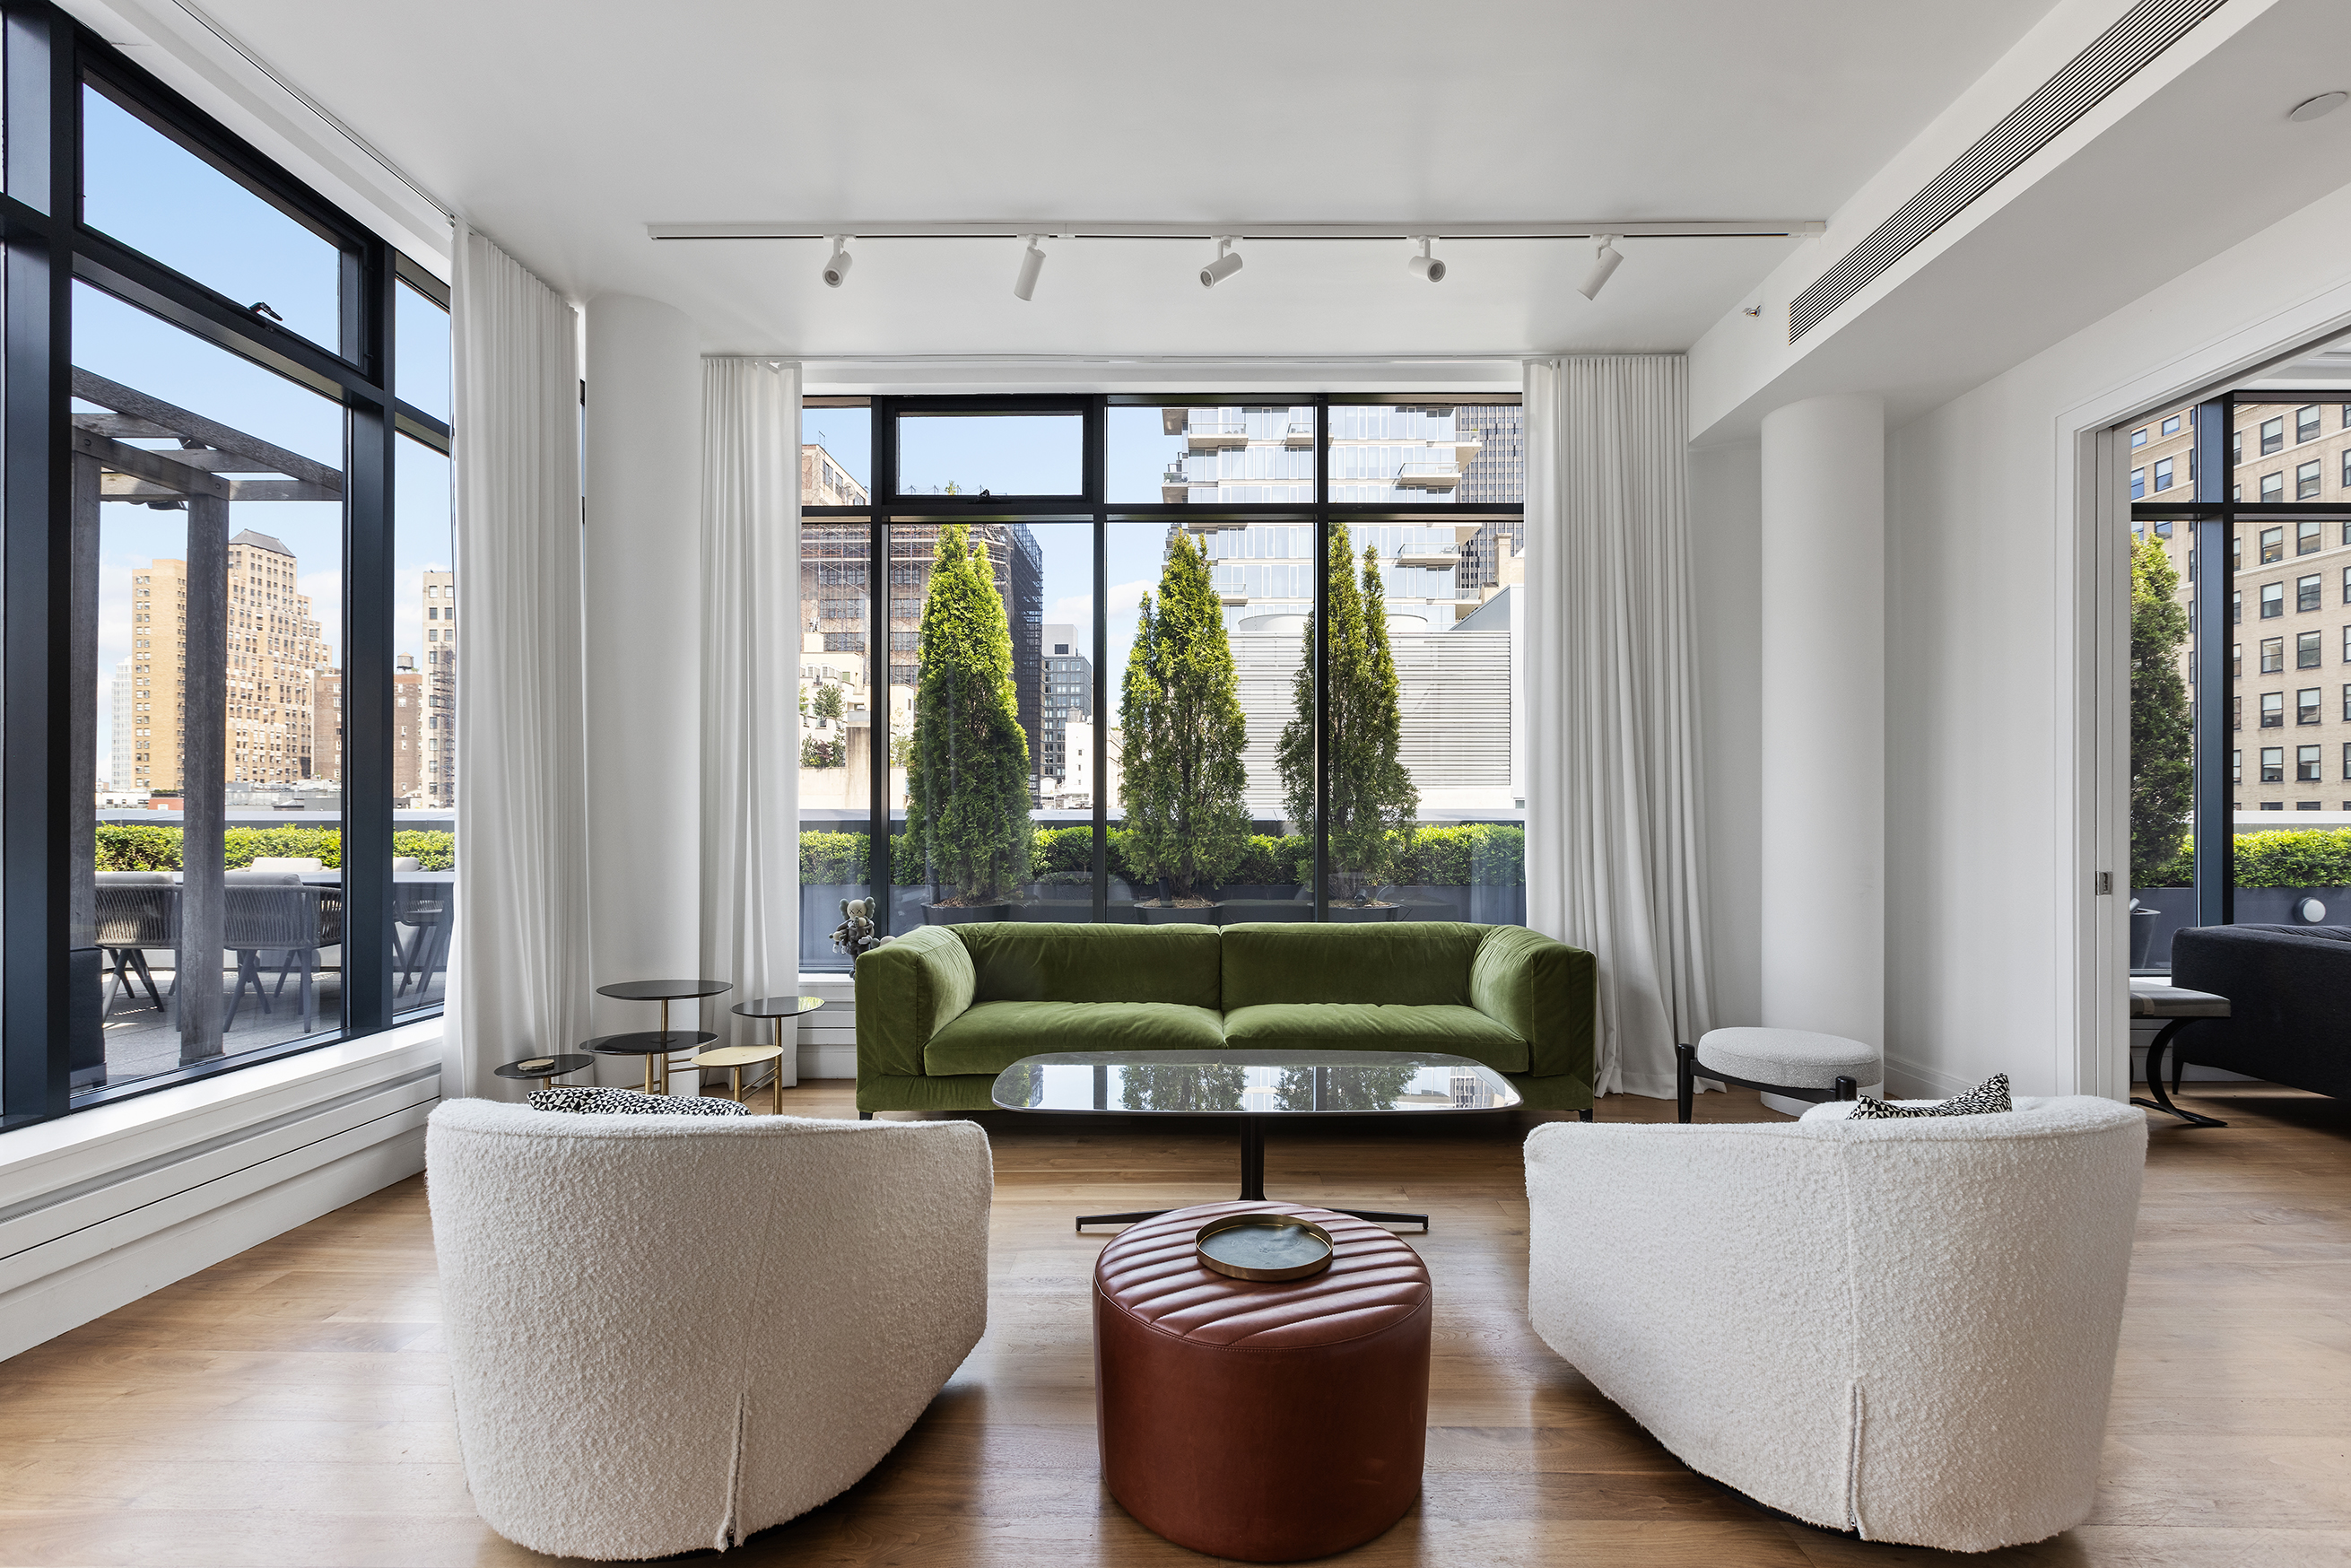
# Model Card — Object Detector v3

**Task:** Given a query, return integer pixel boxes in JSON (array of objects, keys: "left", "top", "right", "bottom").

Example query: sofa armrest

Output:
[
  {"left": 1471, "top": 925, "right": 1595, "bottom": 1082},
  {"left": 855, "top": 927, "right": 977, "bottom": 1079}
]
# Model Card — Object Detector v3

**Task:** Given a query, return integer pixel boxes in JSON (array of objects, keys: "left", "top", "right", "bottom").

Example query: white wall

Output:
[
  {"left": 1690, "top": 440, "right": 1763, "bottom": 1026},
  {"left": 1881, "top": 176, "right": 2351, "bottom": 1099}
]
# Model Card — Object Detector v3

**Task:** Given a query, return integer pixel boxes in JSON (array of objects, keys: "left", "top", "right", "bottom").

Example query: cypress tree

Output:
[
  {"left": 905, "top": 523, "right": 1032, "bottom": 902},
  {"left": 1276, "top": 523, "right": 1419, "bottom": 902},
  {"left": 1118, "top": 529, "right": 1251, "bottom": 901},
  {"left": 2130, "top": 533, "right": 2194, "bottom": 887}
]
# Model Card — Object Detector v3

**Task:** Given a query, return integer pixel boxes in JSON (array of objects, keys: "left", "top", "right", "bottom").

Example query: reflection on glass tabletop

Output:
[
  {"left": 731, "top": 996, "right": 827, "bottom": 1017},
  {"left": 991, "top": 1050, "right": 1520, "bottom": 1115},
  {"left": 596, "top": 979, "right": 734, "bottom": 1001}
]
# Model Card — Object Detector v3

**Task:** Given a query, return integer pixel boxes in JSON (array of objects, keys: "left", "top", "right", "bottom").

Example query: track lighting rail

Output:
[{"left": 647, "top": 218, "right": 1826, "bottom": 242}]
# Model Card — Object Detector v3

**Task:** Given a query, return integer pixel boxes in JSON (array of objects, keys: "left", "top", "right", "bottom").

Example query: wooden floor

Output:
[{"left": 1, "top": 1081, "right": 2347, "bottom": 1567}]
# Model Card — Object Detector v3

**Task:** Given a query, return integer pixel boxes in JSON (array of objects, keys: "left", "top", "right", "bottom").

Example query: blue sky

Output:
[{"left": 80, "top": 90, "right": 451, "bottom": 783}]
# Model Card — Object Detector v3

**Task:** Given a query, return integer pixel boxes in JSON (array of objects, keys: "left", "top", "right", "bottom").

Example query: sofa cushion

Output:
[
  {"left": 1222, "top": 1003, "right": 1528, "bottom": 1074},
  {"left": 1221, "top": 924, "right": 1487, "bottom": 1010},
  {"left": 954, "top": 922, "right": 1223, "bottom": 1008},
  {"left": 924, "top": 999, "right": 1229, "bottom": 1077}
]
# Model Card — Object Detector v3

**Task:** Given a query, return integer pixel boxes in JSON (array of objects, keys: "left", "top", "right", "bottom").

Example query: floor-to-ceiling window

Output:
[
  {"left": 2127, "top": 339, "right": 2351, "bottom": 971},
  {"left": 797, "top": 394, "right": 1525, "bottom": 971},
  {"left": 2, "top": 4, "right": 448, "bottom": 1125}
]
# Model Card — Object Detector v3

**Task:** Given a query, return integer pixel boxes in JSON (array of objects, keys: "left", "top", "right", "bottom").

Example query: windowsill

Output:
[{"left": 0, "top": 1016, "right": 442, "bottom": 1208}]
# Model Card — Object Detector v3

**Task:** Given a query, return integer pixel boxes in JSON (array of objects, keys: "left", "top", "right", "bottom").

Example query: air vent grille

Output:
[{"left": 1789, "top": 0, "right": 2225, "bottom": 343}]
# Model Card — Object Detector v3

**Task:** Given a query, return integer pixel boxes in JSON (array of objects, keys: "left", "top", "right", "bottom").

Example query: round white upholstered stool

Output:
[{"left": 1676, "top": 1028, "right": 1885, "bottom": 1120}]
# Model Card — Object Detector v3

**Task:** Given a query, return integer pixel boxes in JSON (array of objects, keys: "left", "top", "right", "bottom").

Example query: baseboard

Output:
[
  {"left": 0, "top": 1124, "right": 425, "bottom": 1363},
  {"left": 1881, "top": 1050, "right": 1974, "bottom": 1102},
  {"left": 797, "top": 1042, "right": 856, "bottom": 1080}
]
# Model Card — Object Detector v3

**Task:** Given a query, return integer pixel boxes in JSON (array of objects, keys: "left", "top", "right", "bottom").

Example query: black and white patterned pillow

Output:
[
  {"left": 1847, "top": 1073, "right": 2013, "bottom": 1120},
  {"left": 527, "top": 1085, "right": 750, "bottom": 1117}
]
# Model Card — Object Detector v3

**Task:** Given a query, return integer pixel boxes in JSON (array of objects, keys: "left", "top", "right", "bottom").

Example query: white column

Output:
[
  {"left": 582, "top": 294, "right": 702, "bottom": 1082},
  {"left": 1759, "top": 395, "right": 1885, "bottom": 1099}
]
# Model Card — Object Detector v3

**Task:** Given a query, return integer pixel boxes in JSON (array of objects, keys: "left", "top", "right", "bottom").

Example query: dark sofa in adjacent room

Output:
[{"left": 2165, "top": 923, "right": 2351, "bottom": 1100}]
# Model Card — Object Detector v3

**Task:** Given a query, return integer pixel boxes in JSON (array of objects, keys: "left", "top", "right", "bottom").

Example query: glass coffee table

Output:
[{"left": 991, "top": 1050, "right": 1522, "bottom": 1233}]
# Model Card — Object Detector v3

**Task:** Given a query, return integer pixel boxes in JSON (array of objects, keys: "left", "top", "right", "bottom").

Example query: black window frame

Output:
[
  {"left": 2, "top": 2, "right": 449, "bottom": 1129},
  {"left": 799, "top": 392, "right": 1524, "bottom": 944}
]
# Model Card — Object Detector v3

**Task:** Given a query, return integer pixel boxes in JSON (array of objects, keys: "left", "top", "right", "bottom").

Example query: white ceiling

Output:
[{"left": 195, "top": 0, "right": 2059, "bottom": 362}]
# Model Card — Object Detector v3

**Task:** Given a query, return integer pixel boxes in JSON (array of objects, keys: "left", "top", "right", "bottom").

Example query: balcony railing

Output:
[
  {"left": 1186, "top": 421, "right": 1251, "bottom": 451},
  {"left": 1284, "top": 422, "right": 1314, "bottom": 449},
  {"left": 1393, "top": 463, "right": 1463, "bottom": 491}
]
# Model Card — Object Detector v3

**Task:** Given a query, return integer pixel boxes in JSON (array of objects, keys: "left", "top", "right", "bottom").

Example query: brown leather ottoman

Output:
[{"left": 1093, "top": 1200, "right": 1432, "bottom": 1562}]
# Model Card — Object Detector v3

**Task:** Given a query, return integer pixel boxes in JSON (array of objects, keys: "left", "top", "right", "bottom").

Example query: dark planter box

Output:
[
  {"left": 2229, "top": 884, "right": 2351, "bottom": 928},
  {"left": 923, "top": 901, "right": 1013, "bottom": 927},
  {"left": 1136, "top": 903, "right": 1219, "bottom": 925},
  {"left": 1216, "top": 884, "right": 1302, "bottom": 903},
  {"left": 1327, "top": 903, "right": 1398, "bottom": 923},
  {"left": 1218, "top": 900, "right": 1313, "bottom": 924}
]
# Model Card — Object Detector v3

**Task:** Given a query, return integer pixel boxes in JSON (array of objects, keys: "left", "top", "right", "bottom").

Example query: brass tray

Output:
[
  {"left": 514, "top": 1057, "right": 557, "bottom": 1074},
  {"left": 1195, "top": 1213, "right": 1334, "bottom": 1282}
]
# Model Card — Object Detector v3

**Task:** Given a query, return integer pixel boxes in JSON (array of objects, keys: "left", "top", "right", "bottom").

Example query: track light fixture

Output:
[
  {"left": 1013, "top": 236, "right": 1047, "bottom": 301},
  {"left": 1406, "top": 237, "right": 1446, "bottom": 283},
  {"left": 1199, "top": 237, "right": 1243, "bottom": 289},
  {"left": 1577, "top": 235, "right": 1623, "bottom": 301},
  {"left": 822, "top": 236, "right": 853, "bottom": 289}
]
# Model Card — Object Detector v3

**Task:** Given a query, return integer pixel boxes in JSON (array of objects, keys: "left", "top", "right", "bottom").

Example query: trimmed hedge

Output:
[
  {"left": 94, "top": 824, "right": 455, "bottom": 872},
  {"left": 797, "top": 823, "right": 1527, "bottom": 890},
  {"left": 2135, "top": 829, "right": 2351, "bottom": 890}
]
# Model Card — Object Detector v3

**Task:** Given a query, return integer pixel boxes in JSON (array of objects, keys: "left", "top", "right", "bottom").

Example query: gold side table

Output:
[
  {"left": 690, "top": 1043, "right": 788, "bottom": 1112},
  {"left": 725, "top": 997, "right": 827, "bottom": 1111}
]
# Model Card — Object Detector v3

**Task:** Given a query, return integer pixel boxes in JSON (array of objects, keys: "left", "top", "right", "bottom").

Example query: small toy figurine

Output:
[{"left": 831, "top": 897, "right": 877, "bottom": 958}]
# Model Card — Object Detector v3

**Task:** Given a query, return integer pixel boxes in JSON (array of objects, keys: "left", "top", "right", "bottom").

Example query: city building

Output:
[
  {"left": 421, "top": 569, "right": 456, "bottom": 808},
  {"left": 1154, "top": 406, "right": 1518, "bottom": 815},
  {"left": 224, "top": 530, "right": 330, "bottom": 783},
  {"left": 2135, "top": 397, "right": 2351, "bottom": 810},
  {"left": 802, "top": 441, "right": 869, "bottom": 508},
  {"left": 125, "top": 557, "right": 187, "bottom": 793},
  {"left": 311, "top": 672, "right": 343, "bottom": 783},
  {"left": 1038, "top": 621, "right": 1092, "bottom": 795},
  {"left": 108, "top": 656, "right": 133, "bottom": 794},
  {"left": 392, "top": 654, "right": 423, "bottom": 806}
]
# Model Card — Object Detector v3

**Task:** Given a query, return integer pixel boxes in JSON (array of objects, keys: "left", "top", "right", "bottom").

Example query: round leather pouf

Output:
[{"left": 1093, "top": 1201, "right": 1432, "bottom": 1563}]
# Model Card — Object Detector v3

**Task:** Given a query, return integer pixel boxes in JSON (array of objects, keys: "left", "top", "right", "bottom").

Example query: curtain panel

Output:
[
  {"left": 699, "top": 360, "right": 803, "bottom": 1079},
  {"left": 1524, "top": 356, "right": 1714, "bottom": 1098},
  {"left": 449, "top": 226, "right": 591, "bottom": 1100}
]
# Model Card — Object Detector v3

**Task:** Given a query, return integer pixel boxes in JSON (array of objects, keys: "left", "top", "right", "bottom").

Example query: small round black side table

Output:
[
  {"left": 595, "top": 979, "right": 732, "bottom": 1093},
  {"left": 723, "top": 997, "right": 827, "bottom": 1110},
  {"left": 493, "top": 1052, "right": 592, "bottom": 1093}
]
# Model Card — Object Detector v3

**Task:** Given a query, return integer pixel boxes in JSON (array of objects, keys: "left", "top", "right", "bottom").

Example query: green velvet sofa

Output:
[{"left": 853, "top": 921, "right": 1595, "bottom": 1116}]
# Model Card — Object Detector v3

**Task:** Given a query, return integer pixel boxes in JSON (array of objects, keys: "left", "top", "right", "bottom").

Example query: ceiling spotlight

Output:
[
  {"left": 2289, "top": 91, "right": 2348, "bottom": 122},
  {"left": 1199, "top": 237, "right": 1243, "bottom": 289},
  {"left": 1577, "top": 235, "right": 1623, "bottom": 301},
  {"left": 822, "top": 236, "right": 853, "bottom": 289},
  {"left": 1013, "top": 236, "right": 1046, "bottom": 301},
  {"left": 1406, "top": 237, "right": 1446, "bottom": 283}
]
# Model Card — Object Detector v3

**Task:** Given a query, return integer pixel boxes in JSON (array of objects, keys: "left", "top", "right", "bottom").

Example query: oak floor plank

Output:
[{"left": 0, "top": 1081, "right": 2344, "bottom": 1565}]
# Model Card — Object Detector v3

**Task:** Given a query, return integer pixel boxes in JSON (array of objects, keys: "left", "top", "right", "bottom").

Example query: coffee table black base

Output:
[{"left": 1075, "top": 1114, "right": 1429, "bottom": 1233}]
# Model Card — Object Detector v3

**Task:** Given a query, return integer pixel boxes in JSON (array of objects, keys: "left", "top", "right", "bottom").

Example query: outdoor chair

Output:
[
  {"left": 93, "top": 871, "right": 178, "bottom": 1013},
  {"left": 222, "top": 872, "right": 338, "bottom": 1035},
  {"left": 394, "top": 879, "right": 449, "bottom": 999}
]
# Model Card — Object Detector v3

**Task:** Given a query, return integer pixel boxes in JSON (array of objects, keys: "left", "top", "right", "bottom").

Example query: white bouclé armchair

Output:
[
  {"left": 1524, "top": 1095, "right": 2146, "bottom": 1553},
  {"left": 427, "top": 1100, "right": 992, "bottom": 1560}
]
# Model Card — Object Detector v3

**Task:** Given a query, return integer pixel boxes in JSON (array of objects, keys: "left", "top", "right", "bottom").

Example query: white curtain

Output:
[
  {"left": 699, "top": 359, "right": 802, "bottom": 1080},
  {"left": 1524, "top": 356, "right": 1713, "bottom": 1098},
  {"left": 448, "top": 225, "right": 591, "bottom": 1101}
]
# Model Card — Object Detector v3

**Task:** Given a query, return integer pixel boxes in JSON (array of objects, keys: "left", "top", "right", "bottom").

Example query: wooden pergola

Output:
[{"left": 68, "top": 368, "right": 343, "bottom": 1066}]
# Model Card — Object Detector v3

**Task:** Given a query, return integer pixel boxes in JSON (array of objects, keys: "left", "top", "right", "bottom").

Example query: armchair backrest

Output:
[
  {"left": 2169, "top": 923, "right": 2351, "bottom": 1094},
  {"left": 427, "top": 1100, "right": 992, "bottom": 1559},
  {"left": 1525, "top": 1096, "right": 2145, "bottom": 1553}
]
